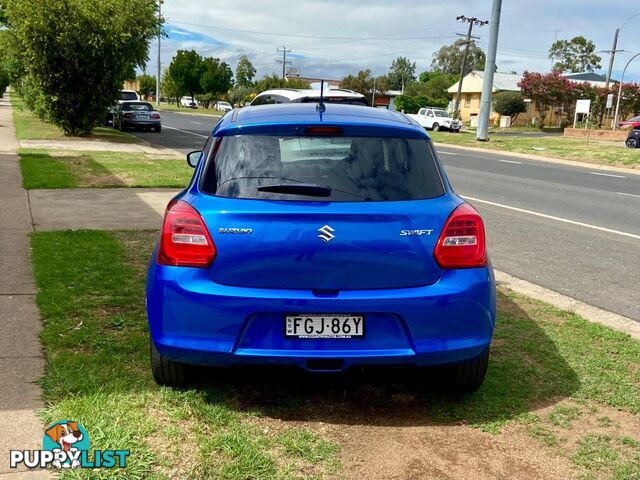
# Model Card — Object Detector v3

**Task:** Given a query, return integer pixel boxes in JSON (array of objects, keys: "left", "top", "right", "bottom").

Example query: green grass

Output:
[
  {"left": 19, "top": 149, "right": 192, "bottom": 189},
  {"left": 430, "top": 130, "right": 640, "bottom": 168},
  {"left": 573, "top": 434, "right": 640, "bottom": 480},
  {"left": 31, "top": 230, "right": 640, "bottom": 478},
  {"left": 32, "top": 230, "right": 340, "bottom": 479},
  {"left": 11, "top": 96, "right": 139, "bottom": 143},
  {"left": 157, "top": 102, "right": 225, "bottom": 117}
]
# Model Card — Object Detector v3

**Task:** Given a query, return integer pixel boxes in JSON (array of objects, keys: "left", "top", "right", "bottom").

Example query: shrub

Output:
[{"left": 493, "top": 91, "right": 526, "bottom": 123}]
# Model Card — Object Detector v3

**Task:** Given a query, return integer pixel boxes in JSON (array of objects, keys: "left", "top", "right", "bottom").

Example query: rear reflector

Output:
[
  {"left": 305, "top": 126, "right": 343, "bottom": 135},
  {"left": 434, "top": 203, "right": 487, "bottom": 269},
  {"left": 158, "top": 200, "right": 216, "bottom": 267}
]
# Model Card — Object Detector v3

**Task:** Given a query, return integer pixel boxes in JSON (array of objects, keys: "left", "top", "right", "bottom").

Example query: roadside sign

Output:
[
  {"left": 606, "top": 93, "right": 614, "bottom": 109},
  {"left": 576, "top": 99, "right": 591, "bottom": 114}
]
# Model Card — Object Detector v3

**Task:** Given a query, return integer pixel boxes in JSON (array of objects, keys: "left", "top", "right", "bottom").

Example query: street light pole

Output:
[
  {"left": 155, "top": 0, "right": 161, "bottom": 106},
  {"left": 476, "top": 0, "right": 502, "bottom": 141},
  {"left": 613, "top": 52, "right": 640, "bottom": 130}
]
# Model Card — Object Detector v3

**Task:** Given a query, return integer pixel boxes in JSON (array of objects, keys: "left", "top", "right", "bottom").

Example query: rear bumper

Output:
[
  {"left": 147, "top": 260, "right": 496, "bottom": 371},
  {"left": 123, "top": 120, "right": 161, "bottom": 127}
]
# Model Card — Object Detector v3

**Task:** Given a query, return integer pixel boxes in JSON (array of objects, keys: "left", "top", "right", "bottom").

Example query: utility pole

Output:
[
  {"left": 453, "top": 15, "right": 488, "bottom": 115},
  {"left": 476, "top": 0, "right": 502, "bottom": 141},
  {"left": 276, "top": 46, "right": 291, "bottom": 80},
  {"left": 155, "top": 0, "right": 161, "bottom": 106},
  {"left": 598, "top": 28, "right": 620, "bottom": 128}
]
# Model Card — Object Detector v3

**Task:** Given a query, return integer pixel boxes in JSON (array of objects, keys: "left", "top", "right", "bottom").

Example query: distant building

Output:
[{"left": 561, "top": 72, "right": 618, "bottom": 88}]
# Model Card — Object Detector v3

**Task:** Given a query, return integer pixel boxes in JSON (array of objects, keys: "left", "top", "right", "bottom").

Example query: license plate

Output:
[
  {"left": 136, "top": 114, "right": 148, "bottom": 119},
  {"left": 285, "top": 314, "right": 364, "bottom": 338}
]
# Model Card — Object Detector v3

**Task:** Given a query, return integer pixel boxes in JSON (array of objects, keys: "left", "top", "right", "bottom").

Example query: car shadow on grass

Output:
[{"left": 190, "top": 291, "right": 580, "bottom": 430}]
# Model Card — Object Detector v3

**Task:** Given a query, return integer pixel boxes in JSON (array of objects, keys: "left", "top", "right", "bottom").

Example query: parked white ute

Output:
[{"left": 408, "top": 107, "right": 461, "bottom": 132}]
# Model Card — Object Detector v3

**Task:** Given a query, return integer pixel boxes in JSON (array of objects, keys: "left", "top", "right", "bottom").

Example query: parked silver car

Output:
[{"left": 113, "top": 101, "right": 161, "bottom": 132}]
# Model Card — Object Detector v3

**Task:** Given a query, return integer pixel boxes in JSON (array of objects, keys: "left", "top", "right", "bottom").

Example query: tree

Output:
[
  {"left": 406, "top": 71, "right": 457, "bottom": 104},
  {"left": 227, "top": 85, "right": 252, "bottom": 107},
  {"left": 137, "top": 73, "right": 156, "bottom": 98},
  {"left": 394, "top": 94, "right": 447, "bottom": 114},
  {"left": 167, "top": 49, "right": 205, "bottom": 100},
  {"left": 235, "top": 55, "right": 256, "bottom": 87},
  {"left": 340, "top": 69, "right": 388, "bottom": 105},
  {"left": 253, "top": 74, "right": 309, "bottom": 92},
  {"left": 549, "top": 36, "right": 601, "bottom": 73},
  {"left": 161, "top": 68, "right": 178, "bottom": 104},
  {"left": 386, "top": 56, "right": 416, "bottom": 91},
  {"left": 431, "top": 39, "right": 485, "bottom": 76},
  {"left": 199, "top": 57, "right": 233, "bottom": 107},
  {"left": 3, "top": 0, "right": 160, "bottom": 135},
  {"left": 518, "top": 71, "right": 573, "bottom": 126},
  {"left": 493, "top": 91, "right": 526, "bottom": 123}
]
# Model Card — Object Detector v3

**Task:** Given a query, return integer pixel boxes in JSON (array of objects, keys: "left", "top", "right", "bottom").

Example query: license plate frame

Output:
[{"left": 284, "top": 313, "right": 365, "bottom": 339}]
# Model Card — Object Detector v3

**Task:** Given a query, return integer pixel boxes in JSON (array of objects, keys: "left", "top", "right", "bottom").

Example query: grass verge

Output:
[
  {"left": 31, "top": 230, "right": 640, "bottom": 478},
  {"left": 19, "top": 149, "right": 192, "bottom": 189},
  {"left": 11, "top": 96, "right": 139, "bottom": 143},
  {"left": 430, "top": 130, "right": 640, "bottom": 168},
  {"left": 157, "top": 102, "right": 225, "bottom": 117}
]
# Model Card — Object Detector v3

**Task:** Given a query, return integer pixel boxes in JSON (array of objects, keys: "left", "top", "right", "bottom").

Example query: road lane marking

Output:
[
  {"left": 162, "top": 125, "right": 208, "bottom": 138},
  {"left": 590, "top": 172, "right": 626, "bottom": 178},
  {"left": 617, "top": 192, "right": 640, "bottom": 198},
  {"left": 189, "top": 121, "right": 204, "bottom": 125},
  {"left": 438, "top": 151, "right": 457, "bottom": 155},
  {"left": 461, "top": 195, "right": 640, "bottom": 240},
  {"left": 497, "top": 159, "right": 522, "bottom": 164}
]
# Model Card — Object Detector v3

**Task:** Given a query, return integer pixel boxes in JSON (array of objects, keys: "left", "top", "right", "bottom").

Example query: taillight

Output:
[
  {"left": 123, "top": 112, "right": 132, "bottom": 118},
  {"left": 158, "top": 200, "right": 216, "bottom": 267},
  {"left": 434, "top": 203, "right": 487, "bottom": 269},
  {"left": 151, "top": 113, "right": 160, "bottom": 119}
]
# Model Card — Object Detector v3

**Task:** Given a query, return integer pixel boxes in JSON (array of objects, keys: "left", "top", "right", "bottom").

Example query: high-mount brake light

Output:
[
  {"left": 434, "top": 203, "right": 487, "bottom": 269},
  {"left": 305, "top": 126, "right": 343, "bottom": 135}
]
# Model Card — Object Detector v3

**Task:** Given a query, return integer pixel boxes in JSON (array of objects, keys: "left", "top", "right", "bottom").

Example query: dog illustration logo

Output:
[{"left": 43, "top": 420, "right": 89, "bottom": 469}]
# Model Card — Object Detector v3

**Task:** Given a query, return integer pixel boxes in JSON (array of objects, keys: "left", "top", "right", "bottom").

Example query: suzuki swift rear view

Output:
[{"left": 146, "top": 103, "right": 496, "bottom": 392}]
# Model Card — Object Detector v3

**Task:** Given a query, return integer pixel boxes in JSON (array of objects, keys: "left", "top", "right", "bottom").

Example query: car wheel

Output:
[
  {"left": 454, "top": 129, "right": 460, "bottom": 133},
  {"left": 626, "top": 137, "right": 638, "bottom": 149},
  {"left": 150, "top": 339, "right": 190, "bottom": 387},
  {"left": 432, "top": 123, "right": 440, "bottom": 132},
  {"left": 118, "top": 122, "right": 126, "bottom": 132},
  {"left": 448, "top": 348, "right": 489, "bottom": 392},
  {"left": 154, "top": 126, "right": 161, "bottom": 133}
]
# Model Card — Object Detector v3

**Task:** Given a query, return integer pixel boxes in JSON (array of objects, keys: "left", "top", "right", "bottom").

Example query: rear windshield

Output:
[
  {"left": 297, "top": 96, "right": 369, "bottom": 106},
  {"left": 123, "top": 102, "right": 153, "bottom": 111},
  {"left": 201, "top": 135, "right": 444, "bottom": 202},
  {"left": 120, "top": 91, "right": 138, "bottom": 101}
]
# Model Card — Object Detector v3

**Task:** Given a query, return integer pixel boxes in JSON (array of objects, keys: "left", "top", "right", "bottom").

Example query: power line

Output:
[{"left": 453, "top": 15, "right": 489, "bottom": 114}]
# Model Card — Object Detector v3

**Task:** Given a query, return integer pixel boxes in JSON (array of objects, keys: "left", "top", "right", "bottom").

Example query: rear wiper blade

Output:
[{"left": 257, "top": 183, "right": 332, "bottom": 197}]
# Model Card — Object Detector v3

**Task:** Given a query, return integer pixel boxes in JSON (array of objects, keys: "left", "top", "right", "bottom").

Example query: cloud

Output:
[{"left": 143, "top": 0, "right": 640, "bottom": 82}]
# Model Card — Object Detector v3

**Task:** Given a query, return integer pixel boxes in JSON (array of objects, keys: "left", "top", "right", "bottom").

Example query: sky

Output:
[{"left": 145, "top": 0, "right": 640, "bottom": 84}]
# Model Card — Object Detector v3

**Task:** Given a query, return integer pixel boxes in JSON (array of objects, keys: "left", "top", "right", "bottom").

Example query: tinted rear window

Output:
[
  {"left": 123, "top": 102, "right": 153, "bottom": 111},
  {"left": 201, "top": 135, "right": 444, "bottom": 202},
  {"left": 120, "top": 91, "right": 138, "bottom": 101},
  {"left": 297, "top": 96, "right": 369, "bottom": 106}
]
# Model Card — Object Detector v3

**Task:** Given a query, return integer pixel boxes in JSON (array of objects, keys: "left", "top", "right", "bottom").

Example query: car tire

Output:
[
  {"left": 432, "top": 123, "right": 440, "bottom": 132},
  {"left": 118, "top": 122, "right": 126, "bottom": 132},
  {"left": 154, "top": 126, "right": 161, "bottom": 133},
  {"left": 150, "top": 339, "right": 190, "bottom": 387},
  {"left": 626, "top": 137, "right": 638, "bottom": 149},
  {"left": 454, "top": 129, "right": 460, "bottom": 133},
  {"left": 448, "top": 348, "right": 489, "bottom": 392}
]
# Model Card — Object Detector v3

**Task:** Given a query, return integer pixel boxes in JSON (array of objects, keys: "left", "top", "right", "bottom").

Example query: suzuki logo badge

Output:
[{"left": 317, "top": 225, "right": 335, "bottom": 243}]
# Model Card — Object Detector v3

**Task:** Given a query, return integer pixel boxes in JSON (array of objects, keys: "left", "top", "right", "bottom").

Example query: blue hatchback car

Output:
[{"left": 147, "top": 103, "right": 496, "bottom": 391}]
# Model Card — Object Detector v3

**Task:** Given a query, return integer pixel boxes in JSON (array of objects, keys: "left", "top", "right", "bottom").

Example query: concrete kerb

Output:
[
  {"left": 495, "top": 270, "right": 640, "bottom": 340},
  {"left": 19, "top": 139, "right": 182, "bottom": 158},
  {"left": 433, "top": 142, "right": 640, "bottom": 177}
]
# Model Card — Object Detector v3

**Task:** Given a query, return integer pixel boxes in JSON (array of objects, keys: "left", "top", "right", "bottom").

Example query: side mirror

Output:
[{"left": 186, "top": 150, "right": 202, "bottom": 168}]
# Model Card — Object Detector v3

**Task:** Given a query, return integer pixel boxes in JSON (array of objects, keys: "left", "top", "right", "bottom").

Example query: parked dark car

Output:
[
  {"left": 113, "top": 101, "right": 161, "bottom": 132},
  {"left": 625, "top": 128, "right": 640, "bottom": 148}
]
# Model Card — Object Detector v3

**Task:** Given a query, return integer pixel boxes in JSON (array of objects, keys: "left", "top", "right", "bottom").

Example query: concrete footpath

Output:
[{"left": 0, "top": 95, "right": 50, "bottom": 479}]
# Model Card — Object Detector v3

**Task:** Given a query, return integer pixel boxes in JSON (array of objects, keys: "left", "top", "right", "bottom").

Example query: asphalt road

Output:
[{"left": 132, "top": 110, "right": 640, "bottom": 322}]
